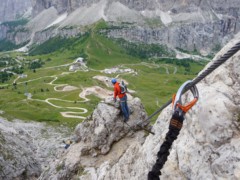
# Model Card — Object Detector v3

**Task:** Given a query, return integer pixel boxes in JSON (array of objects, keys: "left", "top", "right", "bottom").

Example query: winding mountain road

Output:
[{"left": 1, "top": 59, "right": 174, "bottom": 119}]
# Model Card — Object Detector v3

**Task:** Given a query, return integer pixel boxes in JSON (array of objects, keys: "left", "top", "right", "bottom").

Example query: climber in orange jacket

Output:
[{"left": 111, "top": 78, "right": 130, "bottom": 122}]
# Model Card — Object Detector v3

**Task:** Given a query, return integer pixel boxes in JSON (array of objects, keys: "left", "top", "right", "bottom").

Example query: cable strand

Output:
[{"left": 141, "top": 41, "right": 240, "bottom": 125}]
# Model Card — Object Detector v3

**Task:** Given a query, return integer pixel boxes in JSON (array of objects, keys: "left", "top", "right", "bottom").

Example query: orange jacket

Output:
[{"left": 114, "top": 82, "right": 125, "bottom": 99}]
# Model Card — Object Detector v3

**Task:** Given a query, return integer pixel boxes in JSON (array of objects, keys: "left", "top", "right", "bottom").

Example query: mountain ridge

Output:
[{"left": 0, "top": 0, "right": 239, "bottom": 55}]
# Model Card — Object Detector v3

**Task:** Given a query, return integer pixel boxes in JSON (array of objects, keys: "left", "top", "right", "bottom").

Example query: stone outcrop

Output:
[
  {"left": 0, "top": 117, "right": 71, "bottom": 180},
  {"left": 78, "top": 33, "right": 240, "bottom": 179},
  {"left": 1, "top": 32, "right": 240, "bottom": 179},
  {"left": 40, "top": 97, "right": 150, "bottom": 179},
  {"left": 0, "top": 119, "right": 41, "bottom": 180},
  {"left": 74, "top": 97, "right": 148, "bottom": 155},
  {"left": 42, "top": 33, "right": 240, "bottom": 180}
]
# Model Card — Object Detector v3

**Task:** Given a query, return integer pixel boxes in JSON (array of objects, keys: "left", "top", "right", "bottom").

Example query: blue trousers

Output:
[{"left": 120, "top": 95, "right": 130, "bottom": 120}]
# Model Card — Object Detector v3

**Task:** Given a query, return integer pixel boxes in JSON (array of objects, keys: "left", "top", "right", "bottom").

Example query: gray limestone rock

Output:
[
  {"left": 80, "top": 32, "right": 240, "bottom": 180},
  {"left": 39, "top": 97, "right": 149, "bottom": 180},
  {"left": 74, "top": 97, "right": 148, "bottom": 156},
  {"left": 0, "top": 0, "right": 32, "bottom": 22},
  {"left": 0, "top": 118, "right": 71, "bottom": 180}
]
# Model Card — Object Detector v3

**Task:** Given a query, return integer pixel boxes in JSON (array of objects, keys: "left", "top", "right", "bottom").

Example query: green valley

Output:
[{"left": 0, "top": 22, "right": 207, "bottom": 127}]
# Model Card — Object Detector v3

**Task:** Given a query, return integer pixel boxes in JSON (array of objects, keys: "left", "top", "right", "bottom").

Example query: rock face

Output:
[
  {"left": 0, "top": 0, "right": 32, "bottom": 44},
  {"left": 0, "top": 119, "right": 41, "bottom": 180},
  {"left": 32, "top": 0, "right": 101, "bottom": 16},
  {"left": 0, "top": 33, "right": 240, "bottom": 179},
  {"left": 149, "top": 33, "right": 240, "bottom": 179},
  {"left": 0, "top": 0, "right": 32, "bottom": 22},
  {"left": 0, "top": 117, "right": 71, "bottom": 180},
  {"left": 105, "top": 19, "right": 239, "bottom": 55},
  {"left": 1, "top": 0, "right": 240, "bottom": 54},
  {"left": 40, "top": 97, "right": 150, "bottom": 179},
  {"left": 101, "top": 34, "right": 240, "bottom": 179},
  {"left": 41, "top": 34, "right": 240, "bottom": 179},
  {"left": 102, "top": 0, "right": 240, "bottom": 55},
  {"left": 32, "top": 26, "right": 82, "bottom": 45},
  {"left": 75, "top": 97, "right": 148, "bottom": 155}
]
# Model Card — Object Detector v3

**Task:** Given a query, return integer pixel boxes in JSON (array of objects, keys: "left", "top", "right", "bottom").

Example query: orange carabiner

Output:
[
  {"left": 176, "top": 97, "right": 198, "bottom": 113},
  {"left": 172, "top": 80, "right": 199, "bottom": 114}
]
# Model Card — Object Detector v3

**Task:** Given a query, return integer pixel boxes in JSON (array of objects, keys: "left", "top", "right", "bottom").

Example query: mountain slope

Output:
[
  {"left": 0, "top": 27, "right": 205, "bottom": 126},
  {"left": 0, "top": 0, "right": 239, "bottom": 55},
  {"left": 39, "top": 32, "right": 240, "bottom": 179}
]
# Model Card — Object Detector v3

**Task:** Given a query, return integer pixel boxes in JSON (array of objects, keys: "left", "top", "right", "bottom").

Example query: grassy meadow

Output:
[{"left": 0, "top": 22, "right": 207, "bottom": 127}]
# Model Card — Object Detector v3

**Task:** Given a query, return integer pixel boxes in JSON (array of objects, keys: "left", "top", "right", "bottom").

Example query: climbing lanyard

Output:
[
  {"left": 147, "top": 40, "right": 240, "bottom": 180},
  {"left": 148, "top": 80, "right": 199, "bottom": 180}
]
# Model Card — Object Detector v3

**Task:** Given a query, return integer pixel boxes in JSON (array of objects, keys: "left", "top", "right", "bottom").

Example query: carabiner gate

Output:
[{"left": 172, "top": 80, "right": 199, "bottom": 114}]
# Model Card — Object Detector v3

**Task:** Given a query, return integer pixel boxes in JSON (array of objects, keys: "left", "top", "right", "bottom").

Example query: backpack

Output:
[{"left": 119, "top": 81, "right": 127, "bottom": 94}]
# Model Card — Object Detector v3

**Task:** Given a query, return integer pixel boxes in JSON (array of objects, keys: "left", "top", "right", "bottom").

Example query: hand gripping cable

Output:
[{"left": 148, "top": 80, "right": 199, "bottom": 180}]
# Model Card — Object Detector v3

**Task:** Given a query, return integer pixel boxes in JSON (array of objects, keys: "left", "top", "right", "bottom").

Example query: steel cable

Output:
[
  {"left": 141, "top": 41, "right": 240, "bottom": 125},
  {"left": 147, "top": 41, "right": 240, "bottom": 180}
]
